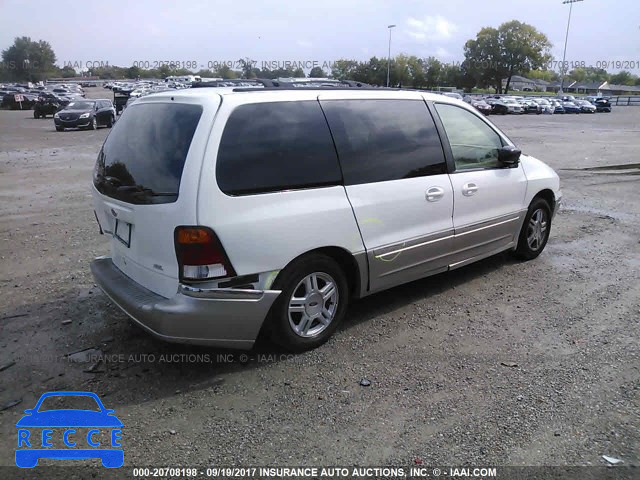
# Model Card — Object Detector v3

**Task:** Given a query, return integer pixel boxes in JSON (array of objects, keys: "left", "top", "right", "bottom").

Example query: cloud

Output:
[
  {"left": 435, "top": 47, "right": 452, "bottom": 58},
  {"left": 297, "top": 40, "right": 312, "bottom": 48},
  {"left": 406, "top": 15, "right": 457, "bottom": 42}
]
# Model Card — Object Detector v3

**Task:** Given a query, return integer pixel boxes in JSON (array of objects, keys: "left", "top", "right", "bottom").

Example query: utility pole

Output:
[
  {"left": 387, "top": 25, "right": 396, "bottom": 87},
  {"left": 559, "top": 0, "right": 584, "bottom": 94}
]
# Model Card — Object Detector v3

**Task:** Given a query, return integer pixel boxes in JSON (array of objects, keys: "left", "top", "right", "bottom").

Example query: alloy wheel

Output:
[
  {"left": 288, "top": 272, "right": 339, "bottom": 338},
  {"left": 527, "top": 208, "right": 548, "bottom": 251}
]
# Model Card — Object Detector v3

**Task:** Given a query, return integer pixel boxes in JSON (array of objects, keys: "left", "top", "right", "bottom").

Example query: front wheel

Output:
[
  {"left": 55, "top": 126, "right": 64, "bottom": 132},
  {"left": 513, "top": 198, "right": 552, "bottom": 260},
  {"left": 267, "top": 254, "right": 349, "bottom": 351},
  {"left": 89, "top": 117, "right": 97, "bottom": 130}
]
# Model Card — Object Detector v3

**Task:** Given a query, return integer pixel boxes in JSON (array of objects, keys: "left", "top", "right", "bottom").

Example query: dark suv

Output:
[{"left": 54, "top": 99, "right": 116, "bottom": 131}]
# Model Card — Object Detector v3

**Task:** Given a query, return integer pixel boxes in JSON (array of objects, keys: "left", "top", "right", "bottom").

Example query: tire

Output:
[
  {"left": 33, "top": 110, "right": 40, "bottom": 119},
  {"left": 89, "top": 116, "right": 97, "bottom": 130},
  {"left": 513, "top": 197, "right": 552, "bottom": 260},
  {"left": 107, "top": 114, "right": 114, "bottom": 128},
  {"left": 267, "top": 254, "right": 349, "bottom": 352},
  {"left": 56, "top": 126, "right": 64, "bottom": 132}
]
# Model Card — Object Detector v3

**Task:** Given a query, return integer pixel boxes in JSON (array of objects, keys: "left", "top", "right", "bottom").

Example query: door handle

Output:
[
  {"left": 426, "top": 186, "right": 445, "bottom": 202},
  {"left": 462, "top": 182, "right": 478, "bottom": 196}
]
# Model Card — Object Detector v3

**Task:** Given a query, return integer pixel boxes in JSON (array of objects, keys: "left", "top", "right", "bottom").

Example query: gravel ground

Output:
[{"left": 0, "top": 90, "right": 638, "bottom": 477}]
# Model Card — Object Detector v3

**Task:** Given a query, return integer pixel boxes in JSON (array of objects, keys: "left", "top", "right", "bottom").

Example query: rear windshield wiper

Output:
[{"left": 117, "top": 185, "right": 176, "bottom": 197}]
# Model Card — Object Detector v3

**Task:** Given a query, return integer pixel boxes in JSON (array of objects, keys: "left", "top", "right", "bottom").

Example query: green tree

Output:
[
  {"left": 464, "top": 21, "right": 552, "bottom": 94},
  {"left": 609, "top": 70, "right": 637, "bottom": 86},
  {"left": 309, "top": 66, "right": 326, "bottom": 78},
  {"left": 60, "top": 65, "right": 77, "bottom": 78},
  {"left": 238, "top": 58, "right": 257, "bottom": 78},
  {"left": 331, "top": 59, "right": 360, "bottom": 80},
  {"left": 440, "top": 64, "right": 462, "bottom": 88},
  {"left": 1, "top": 36, "right": 57, "bottom": 81},
  {"left": 406, "top": 56, "right": 425, "bottom": 87},
  {"left": 528, "top": 69, "right": 559, "bottom": 82},
  {"left": 424, "top": 57, "right": 443, "bottom": 89},
  {"left": 211, "top": 65, "right": 238, "bottom": 79}
]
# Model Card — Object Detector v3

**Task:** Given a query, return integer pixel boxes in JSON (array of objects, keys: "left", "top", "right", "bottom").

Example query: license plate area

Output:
[{"left": 114, "top": 219, "right": 132, "bottom": 248}]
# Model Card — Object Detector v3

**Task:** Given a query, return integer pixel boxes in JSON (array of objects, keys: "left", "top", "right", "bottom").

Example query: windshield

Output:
[
  {"left": 93, "top": 102, "right": 202, "bottom": 204},
  {"left": 66, "top": 101, "right": 95, "bottom": 110}
]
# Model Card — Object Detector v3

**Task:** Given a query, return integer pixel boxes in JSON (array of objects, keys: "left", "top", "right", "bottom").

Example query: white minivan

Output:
[{"left": 91, "top": 87, "right": 561, "bottom": 351}]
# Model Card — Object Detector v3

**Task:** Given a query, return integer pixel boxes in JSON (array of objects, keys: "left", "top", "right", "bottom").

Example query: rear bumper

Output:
[{"left": 90, "top": 257, "right": 281, "bottom": 349}]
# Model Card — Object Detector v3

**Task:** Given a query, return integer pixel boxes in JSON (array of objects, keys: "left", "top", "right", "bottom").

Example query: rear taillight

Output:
[{"left": 174, "top": 226, "right": 236, "bottom": 281}]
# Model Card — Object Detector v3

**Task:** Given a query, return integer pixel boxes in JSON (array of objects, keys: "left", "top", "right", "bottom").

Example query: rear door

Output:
[
  {"left": 92, "top": 94, "right": 220, "bottom": 298},
  {"left": 320, "top": 94, "right": 454, "bottom": 293}
]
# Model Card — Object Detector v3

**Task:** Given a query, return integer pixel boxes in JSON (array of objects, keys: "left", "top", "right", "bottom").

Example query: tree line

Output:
[{"left": 3, "top": 19, "right": 640, "bottom": 93}]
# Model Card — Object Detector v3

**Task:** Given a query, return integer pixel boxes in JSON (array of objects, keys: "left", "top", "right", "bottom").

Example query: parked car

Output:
[
  {"left": 1, "top": 92, "right": 39, "bottom": 109},
  {"left": 33, "top": 96, "right": 62, "bottom": 118},
  {"left": 54, "top": 99, "right": 116, "bottom": 131},
  {"left": 484, "top": 98, "right": 509, "bottom": 115},
  {"left": 469, "top": 99, "right": 493, "bottom": 115},
  {"left": 90, "top": 88, "right": 562, "bottom": 352},
  {"left": 548, "top": 99, "right": 565, "bottom": 114},
  {"left": 441, "top": 92, "right": 463, "bottom": 100},
  {"left": 501, "top": 97, "right": 524, "bottom": 114},
  {"left": 532, "top": 98, "right": 554, "bottom": 114},
  {"left": 518, "top": 98, "right": 542, "bottom": 114},
  {"left": 588, "top": 97, "right": 612, "bottom": 112},
  {"left": 575, "top": 99, "right": 597, "bottom": 113},
  {"left": 562, "top": 101, "right": 582, "bottom": 114}
]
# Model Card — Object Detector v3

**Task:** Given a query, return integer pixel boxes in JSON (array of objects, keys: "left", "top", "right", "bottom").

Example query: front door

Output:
[{"left": 432, "top": 103, "right": 527, "bottom": 268}]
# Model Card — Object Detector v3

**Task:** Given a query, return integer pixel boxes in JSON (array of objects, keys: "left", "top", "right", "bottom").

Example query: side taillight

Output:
[{"left": 174, "top": 226, "right": 236, "bottom": 281}]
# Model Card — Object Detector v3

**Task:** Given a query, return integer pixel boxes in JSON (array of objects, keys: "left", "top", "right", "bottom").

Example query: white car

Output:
[
  {"left": 91, "top": 88, "right": 562, "bottom": 351},
  {"left": 501, "top": 97, "right": 524, "bottom": 114}
]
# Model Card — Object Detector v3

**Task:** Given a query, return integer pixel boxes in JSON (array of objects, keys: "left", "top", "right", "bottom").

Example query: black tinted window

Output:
[
  {"left": 216, "top": 101, "right": 341, "bottom": 195},
  {"left": 321, "top": 99, "right": 446, "bottom": 185},
  {"left": 93, "top": 103, "right": 202, "bottom": 204}
]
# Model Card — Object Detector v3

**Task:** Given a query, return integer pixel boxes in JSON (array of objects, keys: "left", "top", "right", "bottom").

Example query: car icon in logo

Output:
[{"left": 15, "top": 391, "right": 123, "bottom": 468}]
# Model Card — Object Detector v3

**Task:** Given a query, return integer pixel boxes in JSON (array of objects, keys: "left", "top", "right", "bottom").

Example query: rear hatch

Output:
[{"left": 92, "top": 94, "right": 220, "bottom": 298}]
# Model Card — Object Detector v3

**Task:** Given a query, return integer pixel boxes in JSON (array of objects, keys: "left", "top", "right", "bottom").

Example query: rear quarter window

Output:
[{"left": 216, "top": 101, "right": 342, "bottom": 195}]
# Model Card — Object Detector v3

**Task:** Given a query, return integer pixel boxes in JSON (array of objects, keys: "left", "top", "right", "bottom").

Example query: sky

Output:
[{"left": 1, "top": 0, "right": 639, "bottom": 74}]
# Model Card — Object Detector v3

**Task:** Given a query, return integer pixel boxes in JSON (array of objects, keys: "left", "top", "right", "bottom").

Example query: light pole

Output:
[
  {"left": 559, "top": 0, "right": 583, "bottom": 94},
  {"left": 386, "top": 24, "right": 396, "bottom": 87}
]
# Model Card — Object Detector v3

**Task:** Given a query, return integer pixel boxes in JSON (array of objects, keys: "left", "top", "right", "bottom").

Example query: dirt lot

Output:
[{"left": 1, "top": 89, "right": 638, "bottom": 477}]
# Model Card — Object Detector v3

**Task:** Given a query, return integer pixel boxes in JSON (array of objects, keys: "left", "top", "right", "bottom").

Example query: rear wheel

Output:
[
  {"left": 107, "top": 114, "right": 114, "bottom": 128},
  {"left": 514, "top": 197, "right": 552, "bottom": 260},
  {"left": 268, "top": 254, "right": 349, "bottom": 351}
]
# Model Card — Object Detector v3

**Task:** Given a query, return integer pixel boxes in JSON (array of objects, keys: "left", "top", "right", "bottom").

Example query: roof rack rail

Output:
[{"left": 192, "top": 78, "right": 374, "bottom": 89}]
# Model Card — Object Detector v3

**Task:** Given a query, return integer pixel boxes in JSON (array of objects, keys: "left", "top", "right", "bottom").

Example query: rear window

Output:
[
  {"left": 216, "top": 101, "right": 342, "bottom": 195},
  {"left": 93, "top": 103, "right": 202, "bottom": 204}
]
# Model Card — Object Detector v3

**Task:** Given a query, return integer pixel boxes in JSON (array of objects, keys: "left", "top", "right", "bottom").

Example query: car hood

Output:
[{"left": 16, "top": 410, "right": 123, "bottom": 427}]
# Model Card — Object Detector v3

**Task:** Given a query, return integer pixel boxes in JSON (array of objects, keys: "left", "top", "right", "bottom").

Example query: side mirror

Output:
[{"left": 498, "top": 146, "right": 521, "bottom": 167}]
